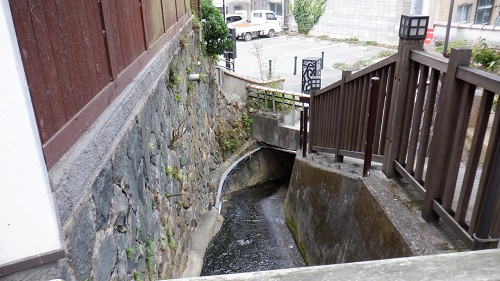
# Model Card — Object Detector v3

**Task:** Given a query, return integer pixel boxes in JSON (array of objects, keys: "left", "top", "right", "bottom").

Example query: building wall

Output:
[
  {"left": 1, "top": 18, "right": 243, "bottom": 281},
  {"left": 435, "top": 0, "right": 500, "bottom": 25},
  {"left": 306, "top": 0, "right": 412, "bottom": 43}
]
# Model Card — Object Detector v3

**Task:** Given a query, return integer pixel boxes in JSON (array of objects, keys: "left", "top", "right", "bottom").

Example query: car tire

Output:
[
  {"left": 268, "top": 29, "right": 275, "bottom": 38},
  {"left": 244, "top": 32, "right": 252, "bottom": 41}
]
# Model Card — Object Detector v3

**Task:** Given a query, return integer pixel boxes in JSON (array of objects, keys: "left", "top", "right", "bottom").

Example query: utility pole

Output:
[
  {"left": 410, "top": 0, "right": 423, "bottom": 14},
  {"left": 223, "top": 0, "right": 226, "bottom": 21},
  {"left": 443, "top": 0, "right": 455, "bottom": 57}
]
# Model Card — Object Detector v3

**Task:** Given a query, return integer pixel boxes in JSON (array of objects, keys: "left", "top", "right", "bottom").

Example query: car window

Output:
[
  {"left": 226, "top": 16, "right": 243, "bottom": 23},
  {"left": 253, "top": 12, "right": 262, "bottom": 18},
  {"left": 266, "top": 13, "right": 276, "bottom": 20}
]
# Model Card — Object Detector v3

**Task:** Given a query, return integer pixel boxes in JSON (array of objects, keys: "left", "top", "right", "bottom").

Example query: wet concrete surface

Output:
[{"left": 201, "top": 180, "right": 305, "bottom": 276}]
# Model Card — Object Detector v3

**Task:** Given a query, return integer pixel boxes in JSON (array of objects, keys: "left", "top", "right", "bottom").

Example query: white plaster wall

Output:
[
  {"left": 0, "top": 0, "right": 62, "bottom": 266},
  {"left": 308, "top": 0, "right": 412, "bottom": 43}
]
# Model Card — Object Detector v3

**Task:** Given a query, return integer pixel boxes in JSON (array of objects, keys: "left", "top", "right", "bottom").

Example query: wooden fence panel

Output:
[
  {"left": 104, "top": 0, "right": 146, "bottom": 75},
  {"left": 9, "top": 0, "right": 57, "bottom": 143},
  {"left": 163, "top": 0, "right": 177, "bottom": 31},
  {"left": 310, "top": 58, "right": 395, "bottom": 160},
  {"left": 10, "top": 0, "right": 113, "bottom": 143},
  {"left": 142, "top": 0, "right": 165, "bottom": 48},
  {"left": 176, "top": 0, "right": 186, "bottom": 19}
]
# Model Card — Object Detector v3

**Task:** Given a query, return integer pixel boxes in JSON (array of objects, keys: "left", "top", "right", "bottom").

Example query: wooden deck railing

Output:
[
  {"left": 392, "top": 48, "right": 500, "bottom": 249},
  {"left": 310, "top": 54, "right": 397, "bottom": 163},
  {"left": 306, "top": 45, "right": 500, "bottom": 250}
]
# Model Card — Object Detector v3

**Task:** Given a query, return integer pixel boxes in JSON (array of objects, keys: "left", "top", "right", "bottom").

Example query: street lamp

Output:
[{"left": 398, "top": 15, "right": 429, "bottom": 40}]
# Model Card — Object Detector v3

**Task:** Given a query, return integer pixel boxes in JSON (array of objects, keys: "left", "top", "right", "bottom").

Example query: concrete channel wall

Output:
[{"left": 285, "top": 154, "right": 462, "bottom": 265}]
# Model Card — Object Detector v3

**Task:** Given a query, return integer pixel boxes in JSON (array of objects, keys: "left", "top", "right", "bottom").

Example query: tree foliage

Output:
[
  {"left": 201, "top": 0, "right": 234, "bottom": 58},
  {"left": 291, "top": 0, "right": 326, "bottom": 34}
]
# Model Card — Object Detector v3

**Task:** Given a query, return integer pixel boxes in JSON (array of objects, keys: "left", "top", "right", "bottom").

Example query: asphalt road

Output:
[{"left": 230, "top": 34, "right": 393, "bottom": 93}]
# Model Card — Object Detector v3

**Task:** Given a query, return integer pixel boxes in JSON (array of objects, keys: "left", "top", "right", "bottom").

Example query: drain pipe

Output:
[{"left": 214, "top": 144, "right": 296, "bottom": 213}]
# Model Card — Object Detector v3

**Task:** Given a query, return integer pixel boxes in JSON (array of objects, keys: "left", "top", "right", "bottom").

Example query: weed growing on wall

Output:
[
  {"left": 201, "top": 0, "right": 234, "bottom": 58},
  {"left": 291, "top": 0, "right": 326, "bottom": 34},
  {"left": 217, "top": 113, "right": 253, "bottom": 155}
]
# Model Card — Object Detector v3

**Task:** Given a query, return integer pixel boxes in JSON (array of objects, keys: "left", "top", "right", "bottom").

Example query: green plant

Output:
[
  {"left": 165, "top": 166, "right": 173, "bottom": 178},
  {"left": 471, "top": 38, "right": 500, "bottom": 73},
  {"left": 145, "top": 237, "right": 155, "bottom": 279},
  {"left": 201, "top": 0, "right": 234, "bottom": 58},
  {"left": 169, "top": 117, "right": 188, "bottom": 149},
  {"left": 435, "top": 39, "right": 468, "bottom": 54},
  {"left": 166, "top": 228, "right": 177, "bottom": 251},
  {"left": 126, "top": 246, "right": 136, "bottom": 259},
  {"left": 187, "top": 81, "right": 195, "bottom": 95},
  {"left": 179, "top": 156, "right": 186, "bottom": 166},
  {"left": 172, "top": 168, "right": 182, "bottom": 181},
  {"left": 217, "top": 113, "right": 253, "bottom": 154},
  {"left": 133, "top": 270, "right": 144, "bottom": 281},
  {"left": 291, "top": 0, "right": 327, "bottom": 34},
  {"left": 250, "top": 43, "right": 278, "bottom": 80},
  {"left": 174, "top": 93, "right": 182, "bottom": 102},
  {"left": 180, "top": 34, "right": 190, "bottom": 49},
  {"left": 168, "top": 57, "right": 181, "bottom": 90},
  {"left": 332, "top": 62, "right": 350, "bottom": 70},
  {"left": 136, "top": 226, "right": 141, "bottom": 238}
]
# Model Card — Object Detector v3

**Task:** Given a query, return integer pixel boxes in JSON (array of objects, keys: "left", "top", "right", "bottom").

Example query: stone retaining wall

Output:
[{"left": 1, "top": 19, "right": 245, "bottom": 281}]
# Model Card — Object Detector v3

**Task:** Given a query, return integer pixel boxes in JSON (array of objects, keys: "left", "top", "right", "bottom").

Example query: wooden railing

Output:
[
  {"left": 307, "top": 45, "right": 500, "bottom": 250},
  {"left": 392, "top": 48, "right": 500, "bottom": 249},
  {"left": 310, "top": 54, "right": 397, "bottom": 163}
]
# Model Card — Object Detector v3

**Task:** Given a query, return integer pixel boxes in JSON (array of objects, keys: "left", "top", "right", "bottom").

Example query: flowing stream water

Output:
[{"left": 201, "top": 180, "right": 305, "bottom": 276}]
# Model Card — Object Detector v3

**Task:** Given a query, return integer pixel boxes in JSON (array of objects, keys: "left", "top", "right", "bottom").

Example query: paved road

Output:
[{"left": 230, "top": 35, "right": 393, "bottom": 93}]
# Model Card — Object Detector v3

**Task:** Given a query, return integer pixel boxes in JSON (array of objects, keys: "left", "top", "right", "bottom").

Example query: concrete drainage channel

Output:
[
  {"left": 179, "top": 145, "right": 500, "bottom": 280},
  {"left": 182, "top": 144, "right": 297, "bottom": 278}
]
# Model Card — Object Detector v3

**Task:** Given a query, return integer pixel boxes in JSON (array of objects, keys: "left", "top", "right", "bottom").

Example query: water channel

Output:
[{"left": 201, "top": 180, "right": 305, "bottom": 276}]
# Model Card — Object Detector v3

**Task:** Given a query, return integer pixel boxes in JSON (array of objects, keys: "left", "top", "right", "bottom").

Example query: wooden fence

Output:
[
  {"left": 310, "top": 55, "right": 397, "bottom": 163},
  {"left": 9, "top": 0, "right": 189, "bottom": 168},
  {"left": 306, "top": 44, "right": 500, "bottom": 249}
]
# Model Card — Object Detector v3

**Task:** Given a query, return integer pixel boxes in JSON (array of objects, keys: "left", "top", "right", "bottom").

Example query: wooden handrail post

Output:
[
  {"left": 303, "top": 106, "right": 309, "bottom": 158},
  {"left": 308, "top": 89, "right": 315, "bottom": 154},
  {"left": 335, "top": 70, "right": 351, "bottom": 163},
  {"left": 363, "top": 77, "right": 380, "bottom": 177},
  {"left": 382, "top": 38, "right": 424, "bottom": 177},
  {"left": 299, "top": 110, "right": 304, "bottom": 147},
  {"left": 422, "top": 48, "right": 472, "bottom": 222}
]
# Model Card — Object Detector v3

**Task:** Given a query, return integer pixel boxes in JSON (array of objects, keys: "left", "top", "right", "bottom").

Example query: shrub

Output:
[
  {"left": 201, "top": 0, "right": 234, "bottom": 58},
  {"left": 471, "top": 38, "right": 500, "bottom": 73},
  {"left": 291, "top": 0, "right": 326, "bottom": 34},
  {"left": 217, "top": 113, "right": 253, "bottom": 154}
]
